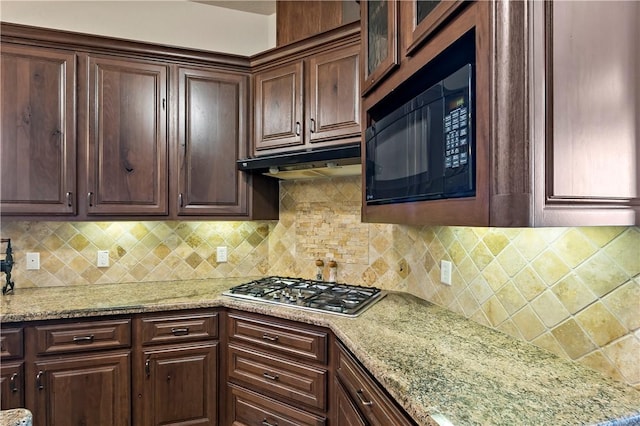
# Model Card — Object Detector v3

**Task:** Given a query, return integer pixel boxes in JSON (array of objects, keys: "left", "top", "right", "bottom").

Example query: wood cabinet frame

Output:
[
  {"left": 403, "top": 0, "right": 468, "bottom": 56},
  {"left": 361, "top": 0, "right": 399, "bottom": 95}
]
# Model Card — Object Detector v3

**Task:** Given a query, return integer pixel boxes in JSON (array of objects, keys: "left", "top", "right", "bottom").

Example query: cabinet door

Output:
[
  {"left": 30, "top": 351, "right": 130, "bottom": 426},
  {"left": 0, "top": 361, "right": 24, "bottom": 410},
  {"left": 253, "top": 61, "right": 304, "bottom": 152},
  {"left": 308, "top": 42, "right": 360, "bottom": 144},
  {"left": 86, "top": 55, "right": 168, "bottom": 215},
  {"left": 138, "top": 342, "right": 218, "bottom": 426},
  {"left": 0, "top": 44, "right": 76, "bottom": 215},
  {"left": 334, "top": 378, "right": 366, "bottom": 426},
  {"left": 177, "top": 67, "right": 249, "bottom": 216},
  {"left": 530, "top": 1, "right": 640, "bottom": 225}
]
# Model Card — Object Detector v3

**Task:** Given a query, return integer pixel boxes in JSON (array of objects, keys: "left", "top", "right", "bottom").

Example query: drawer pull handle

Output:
[
  {"left": 171, "top": 327, "right": 189, "bottom": 336},
  {"left": 262, "top": 333, "right": 278, "bottom": 342},
  {"left": 73, "top": 335, "right": 95, "bottom": 344},
  {"left": 145, "top": 357, "right": 151, "bottom": 377},
  {"left": 262, "top": 419, "right": 278, "bottom": 426},
  {"left": 356, "top": 389, "right": 373, "bottom": 406},
  {"left": 295, "top": 121, "right": 301, "bottom": 136},
  {"left": 36, "top": 371, "right": 44, "bottom": 390},
  {"left": 262, "top": 372, "right": 279, "bottom": 381},
  {"left": 9, "top": 372, "right": 18, "bottom": 392}
]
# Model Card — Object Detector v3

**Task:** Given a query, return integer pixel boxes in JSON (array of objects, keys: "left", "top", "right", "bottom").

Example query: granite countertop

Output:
[
  {"left": 2, "top": 278, "right": 639, "bottom": 425},
  {"left": 0, "top": 408, "right": 32, "bottom": 426}
]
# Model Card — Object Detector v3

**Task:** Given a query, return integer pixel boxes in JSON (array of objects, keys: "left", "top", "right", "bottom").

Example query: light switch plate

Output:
[
  {"left": 440, "top": 260, "right": 452, "bottom": 286},
  {"left": 216, "top": 246, "right": 228, "bottom": 263},
  {"left": 26, "top": 252, "right": 40, "bottom": 270},
  {"left": 97, "top": 250, "right": 110, "bottom": 267}
]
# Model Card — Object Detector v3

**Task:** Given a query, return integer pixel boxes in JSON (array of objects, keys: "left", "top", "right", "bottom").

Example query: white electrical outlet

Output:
[
  {"left": 97, "top": 250, "right": 110, "bottom": 267},
  {"left": 440, "top": 260, "right": 452, "bottom": 286},
  {"left": 26, "top": 252, "right": 40, "bottom": 270},
  {"left": 216, "top": 246, "right": 228, "bottom": 263}
]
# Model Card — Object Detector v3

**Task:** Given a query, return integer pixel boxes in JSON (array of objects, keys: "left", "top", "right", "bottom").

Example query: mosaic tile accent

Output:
[{"left": 1, "top": 175, "right": 638, "bottom": 389}]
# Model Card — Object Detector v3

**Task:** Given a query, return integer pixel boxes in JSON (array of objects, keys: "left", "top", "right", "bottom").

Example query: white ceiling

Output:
[{"left": 191, "top": 0, "right": 276, "bottom": 15}]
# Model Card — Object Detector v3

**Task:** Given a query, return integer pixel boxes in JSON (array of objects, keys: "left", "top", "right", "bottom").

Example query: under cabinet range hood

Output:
[{"left": 237, "top": 144, "right": 361, "bottom": 180}]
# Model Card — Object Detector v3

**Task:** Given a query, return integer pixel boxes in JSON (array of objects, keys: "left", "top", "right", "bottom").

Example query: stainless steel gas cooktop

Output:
[{"left": 222, "top": 276, "right": 384, "bottom": 317}]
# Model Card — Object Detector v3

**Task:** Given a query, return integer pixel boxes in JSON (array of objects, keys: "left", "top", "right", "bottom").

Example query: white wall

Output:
[{"left": 0, "top": 1, "right": 275, "bottom": 56}]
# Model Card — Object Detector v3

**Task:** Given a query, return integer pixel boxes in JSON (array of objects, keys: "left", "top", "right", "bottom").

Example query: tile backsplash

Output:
[{"left": 1, "top": 176, "right": 638, "bottom": 389}]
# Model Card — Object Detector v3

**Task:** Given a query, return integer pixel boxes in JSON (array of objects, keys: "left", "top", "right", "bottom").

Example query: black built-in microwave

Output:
[{"left": 365, "top": 63, "right": 474, "bottom": 206}]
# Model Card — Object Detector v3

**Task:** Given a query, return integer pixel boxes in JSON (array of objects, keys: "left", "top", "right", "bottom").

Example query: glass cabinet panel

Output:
[{"left": 362, "top": 0, "right": 399, "bottom": 95}]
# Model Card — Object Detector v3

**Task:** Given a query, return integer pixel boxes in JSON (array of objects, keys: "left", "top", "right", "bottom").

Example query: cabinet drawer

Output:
[
  {"left": 138, "top": 311, "right": 218, "bottom": 345},
  {"left": 228, "top": 343, "right": 327, "bottom": 410},
  {"left": 32, "top": 319, "right": 131, "bottom": 355},
  {"left": 228, "top": 312, "right": 328, "bottom": 363},
  {"left": 228, "top": 383, "right": 326, "bottom": 426},
  {"left": 0, "top": 328, "right": 23, "bottom": 359},
  {"left": 336, "top": 342, "right": 415, "bottom": 426}
]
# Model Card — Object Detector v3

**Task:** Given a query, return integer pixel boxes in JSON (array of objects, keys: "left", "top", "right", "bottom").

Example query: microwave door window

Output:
[{"left": 374, "top": 117, "right": 412, "bottom": 199}]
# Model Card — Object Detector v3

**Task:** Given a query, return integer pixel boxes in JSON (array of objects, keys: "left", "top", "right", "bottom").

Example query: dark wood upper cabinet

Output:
[
  {"left": 177, "top": 67, "right": 250, "bottom": 216},
  {"left": 252, "top": 24, "right": 361, "bottom": 156},
  {"left": 0, "top": 44, "right": 76, "bottom": 215},
  {"left": 361, "top": 0, "right": 399, "bottom": 95},
  {"left": 85, "top": 55, "right": 168, "bottom": 216},
  {"left": 402, "top": 0, "right": 467, "bottom": 56},
  {"left": 276, "top": 1, "right": 360, "bottom": 47},
  {"left": 528, "top": 0, "right": 640, "bottom": 225},
  {"left": 308, "top": 42, "right": 360, "bottom": 143},
  {"left": 253, "top": 61, "right": 305, "bottom": 151}
]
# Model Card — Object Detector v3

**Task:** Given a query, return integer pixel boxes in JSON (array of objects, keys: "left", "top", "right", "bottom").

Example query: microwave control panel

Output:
[{"left": 444, "top": 99, "right": 469, "bottom": 170}]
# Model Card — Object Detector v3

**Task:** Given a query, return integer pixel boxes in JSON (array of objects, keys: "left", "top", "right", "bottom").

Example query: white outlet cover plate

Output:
[
  {"left": 216, "top": 246, "right": 228, "bottom": 263},
  {"left": 26, "top": 252, "right": 40, "bottom": 270},
  {"left": 97, "top": 250, "right": 110, "bottom": 267},
  {"left": 440, "top": 260, "right": 452, "bottom": 285}
]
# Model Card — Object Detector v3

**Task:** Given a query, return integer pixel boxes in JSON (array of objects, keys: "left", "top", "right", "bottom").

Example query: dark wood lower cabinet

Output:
[
  {"left": 137, "top": 342, "right": 218, "bottom": 426},
  {"left": 0, "top": 361, "right": 24, "bottom": 409},
  {"left": 227, "top": 383, "right": 326, "bottom": 426},
  {"left": 334, "top": 378, "right": 367, "bottom": 426},
  {"left": 29, "top": 351, "right": 131, "bottom": 426}
]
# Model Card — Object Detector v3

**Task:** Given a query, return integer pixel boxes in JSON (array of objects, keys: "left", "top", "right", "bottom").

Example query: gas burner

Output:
[{"left": 223, "top": 276, "right": 384, "bottom": 317}]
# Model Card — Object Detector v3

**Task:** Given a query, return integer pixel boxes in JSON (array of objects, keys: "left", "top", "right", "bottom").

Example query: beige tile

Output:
[
  {"left": 602, "top": 335, "right": 640, "bottom": 384},
  {"left": 497, "top": 319, "right": 523, "bottom": 340},
  {"left": 531, "top": 290, "right": 570, "bottom": 328},
  {"left": 496, "top": 245, "right": 527, "bottom": 277},
  {"left": 482, "top": 231, "right": 510, "bottom": 256},
  {"left": 496, "top": 282, "right": 527, "bottom": 315},
  {"left": 513, "top": 229, "right": 548, "bottom": 261},
  {"left": 512, "top": 305, "right": 546, "bottom": 341},
  {"left": 469, "top": 241, "right": 494, "bottom": 271},
  {"left": 604, "top": 228, "right": 640, "bottom": 277},
  {"left": 575, "top": 302, "right": 627, "bottom": 347},
  {"left": 452, "top": 226, "right": 479, "bottom": 252},
  {"left": 551, "top": 319, "right": 596, "bottom": 359},
  {"left": 481, "top": 296, "right": 509, "bottom": 327},
  {"left": 531, "top": 250, "right": 570, "bottom": 286},
  {"left": 468, "top": 275, "right": 494, "bottom": 304},
  {"left": 552, "top": 274, "right": 597, "bottom": 314},
  {"left": 481, "top": 260, "right": 509, "bottom": 291},
  {"left": 513, "top": 266, "right": 547, "bottom": 301},
  {"left": 448, "top": 240, "right": 467, "bottom": 265},
  {"left": 551, "top": 228, "right": 597, "bottom": 268},
  {"left": 579, "top": 226, "right": 626, "bottom": 247},
  {"left": 457, "top": 288, "right": 480, "bottom": 317},
  {"left": 532, "top": 332, "right": 568, "bottom": 358},
  {"left": 576, "top": 251, "right": 630, "bottom": 297},
  {"left": 602, "top": 279, "right": 640, "bottom": 331},
  {"left": 578, "top": 350, "right": 624, "bottom": 382},
  {"left": 457, "top": 256, "right": 479, "bottom": 285}
]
